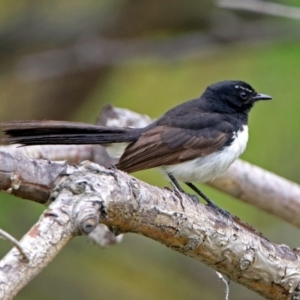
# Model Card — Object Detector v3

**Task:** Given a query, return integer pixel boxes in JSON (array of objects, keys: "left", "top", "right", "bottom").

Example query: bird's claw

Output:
[{"left": 207, "top": 201, "right": 232, "bottom": 219}]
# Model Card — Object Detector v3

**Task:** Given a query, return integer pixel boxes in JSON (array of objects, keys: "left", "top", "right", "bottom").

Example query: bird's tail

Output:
[{"left": 1, "top": 120, "right": 140, "bottom": 146}]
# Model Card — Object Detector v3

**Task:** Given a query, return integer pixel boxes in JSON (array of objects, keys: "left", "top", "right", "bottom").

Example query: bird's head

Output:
[{"left": 204, "top": 80, "right": 272, "bottom": 113}]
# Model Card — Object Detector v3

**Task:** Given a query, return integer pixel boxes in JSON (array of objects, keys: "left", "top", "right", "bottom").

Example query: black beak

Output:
[{"left": 252, "top": 93, "right": 272, "bottom": 101}]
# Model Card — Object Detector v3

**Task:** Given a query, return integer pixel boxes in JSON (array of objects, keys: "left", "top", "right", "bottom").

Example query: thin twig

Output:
[
  {"left": 0, "top": 229, "right": 29, "bottom": 262},
  {"left": 216, "top": 271, "right": 230, "bottom": 300}
]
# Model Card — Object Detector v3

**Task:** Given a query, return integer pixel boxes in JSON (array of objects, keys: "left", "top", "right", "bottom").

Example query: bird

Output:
[{"left": 1, "top": 80, "right": 272, "bottom": 215}]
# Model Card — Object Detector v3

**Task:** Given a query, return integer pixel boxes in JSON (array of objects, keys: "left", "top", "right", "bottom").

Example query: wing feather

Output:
[{"left": 117, "top": 123, "right": 234, "bottom": 173}]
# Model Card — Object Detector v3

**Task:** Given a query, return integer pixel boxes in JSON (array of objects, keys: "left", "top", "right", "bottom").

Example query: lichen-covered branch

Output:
[
  {"left": 0, "top": 162, "right": 102, "bottom": 299},
  {"left": 1, "top": 106, "right": 300, "bottom": 299},
  {"left": 0, "top": 150, "right": 65, "bottom": 203},
  {"left": 1, "top": 159, "right": 299, "bottom": 299}
]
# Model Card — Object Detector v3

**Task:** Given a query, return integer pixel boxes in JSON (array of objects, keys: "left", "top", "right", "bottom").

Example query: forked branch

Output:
[{"left": 0, "top": 152, "right": 300, "bottom": 299}]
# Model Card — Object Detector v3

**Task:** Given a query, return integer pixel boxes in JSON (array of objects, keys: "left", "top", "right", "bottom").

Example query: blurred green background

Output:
[{"left": 1, "top": 1, "right": 300, "bottom": 299}]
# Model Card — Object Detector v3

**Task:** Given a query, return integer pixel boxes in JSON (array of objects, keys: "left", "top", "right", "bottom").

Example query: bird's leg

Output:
[
  {"left": 167, "top": 173, "right": 199, "bottom": 204},
  {"left": 185, "top": 182, "right": 231, "bottom": 219},
  {"left": 184, "top": 182, "right": 214, "bottom": 205}
]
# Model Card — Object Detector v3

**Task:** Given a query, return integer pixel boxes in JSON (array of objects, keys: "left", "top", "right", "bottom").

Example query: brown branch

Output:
[
  {"left": 1, "top": 158, "right": 300, "bottom": 299},
  {"left": 2, "top": 106, "right": 300, "bottom": 298},
  {"left": 0, "top": 165, "right": 92, "bottom": 299},
  {"left": 0, "top": 150, "right": 65, "bottom": 203}
]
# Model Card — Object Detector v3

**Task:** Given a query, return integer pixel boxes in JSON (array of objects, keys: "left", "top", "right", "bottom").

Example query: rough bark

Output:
[
  {"left": 1, "top": 158, "right": 300, "bottom": 299},
  {"left": 2, "top": 106, "right": 300, "bottom": 299}
]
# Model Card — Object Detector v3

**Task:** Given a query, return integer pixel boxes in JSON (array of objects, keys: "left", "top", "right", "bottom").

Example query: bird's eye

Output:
[{"left": 240, "top": 92, "right": 247, "bottom": 100}]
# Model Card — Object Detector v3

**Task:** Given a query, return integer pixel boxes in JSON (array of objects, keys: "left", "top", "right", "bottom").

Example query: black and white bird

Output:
[{"left": 1, "top": 80, "right": 272, "bottom": 213}]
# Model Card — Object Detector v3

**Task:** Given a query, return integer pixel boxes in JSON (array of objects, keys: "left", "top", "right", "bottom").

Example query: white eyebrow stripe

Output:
[{"left": 234, "top": 85, "right": 253, "bottom": 93}]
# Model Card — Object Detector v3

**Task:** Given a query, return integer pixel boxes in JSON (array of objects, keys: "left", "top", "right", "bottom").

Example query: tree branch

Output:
[
  {"left": 217, "top": 0, "right": 300, "bottom": 20},
  {"left": 0, "top": 164, "right": 81, "bottom": 299},
  {"left": 0, "top": 150, "right": 65, "bottom": 203},
  {"left": 209, "top": 160, "right": 300, "bottom": 227},
  {"left": 2, "top": 106, "right": 300, "bottom": 298},
  {"left": 1, "top": 157, "right": 300, "bottom": 299}
]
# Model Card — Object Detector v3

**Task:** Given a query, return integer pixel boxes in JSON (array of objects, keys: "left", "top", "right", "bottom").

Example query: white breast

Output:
[{"left": 164, "top": 126, "right": 248, "bottom": 183}]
